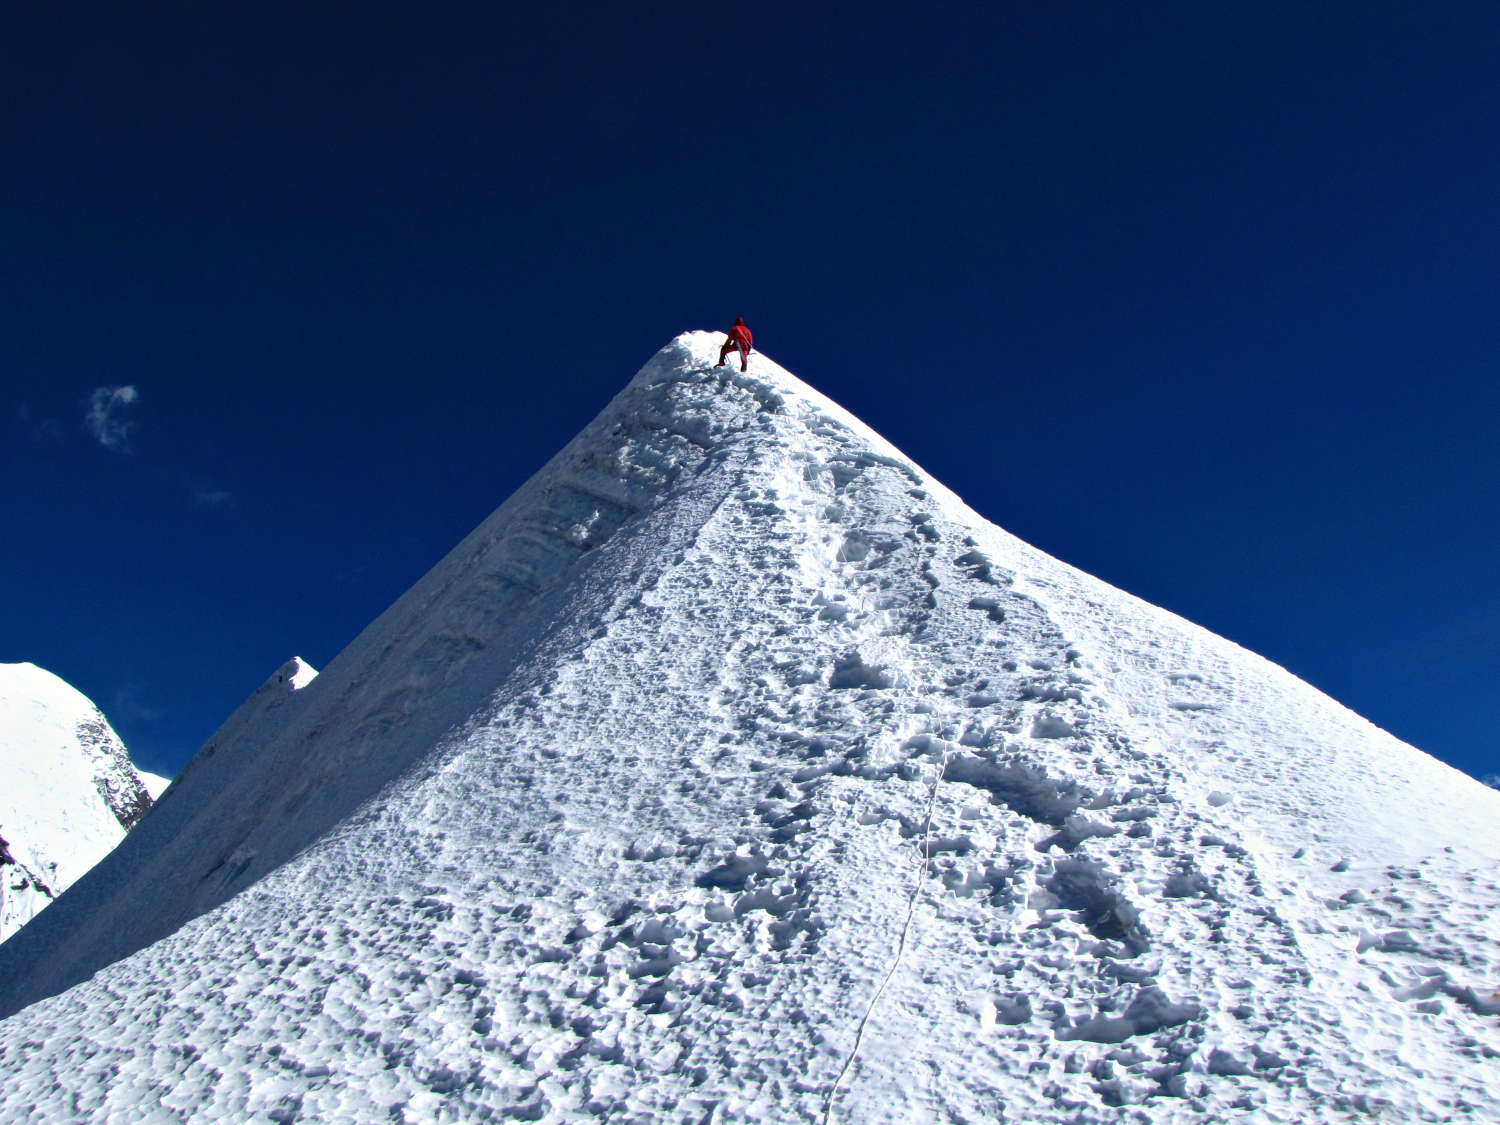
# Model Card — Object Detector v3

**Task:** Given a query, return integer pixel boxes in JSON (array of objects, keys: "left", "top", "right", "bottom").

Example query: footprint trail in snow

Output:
[{"left": 1, "top": 332, "right": 1497, "bottom": 1124}]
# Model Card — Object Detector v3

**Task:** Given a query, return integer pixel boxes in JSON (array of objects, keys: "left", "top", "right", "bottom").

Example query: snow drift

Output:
[{"left": 0, "top": 333, "right": 1496, "bottom": 1123}]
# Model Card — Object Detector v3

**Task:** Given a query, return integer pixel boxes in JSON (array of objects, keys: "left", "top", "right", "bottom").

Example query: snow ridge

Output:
[{"left": 0, "top": 334, "right": 1496, "bottom": 1124}]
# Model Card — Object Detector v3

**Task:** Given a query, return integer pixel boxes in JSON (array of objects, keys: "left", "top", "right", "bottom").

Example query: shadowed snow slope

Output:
[
  {"left": 1, "top": 333, "right": 1497, "bottom": 1123},
  {"left": 0, "top": 663, "right": 156, "bottom": 944}
]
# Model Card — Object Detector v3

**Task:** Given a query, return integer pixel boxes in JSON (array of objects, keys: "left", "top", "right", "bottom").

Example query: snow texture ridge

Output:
[
  {"left": 0, "top": 663, "right": 157, "bottom": 944},
  {"left": 0, "top": 333, "right": 1497, "bottom": 1123}
]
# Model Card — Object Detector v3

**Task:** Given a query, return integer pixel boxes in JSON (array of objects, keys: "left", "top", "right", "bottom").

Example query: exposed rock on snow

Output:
[
  {"left": 0, "top": 335, "right": 1497, "bottom": 1124},
  {"left": 0, "top": 663, "right": 159, "bottom": 944}
]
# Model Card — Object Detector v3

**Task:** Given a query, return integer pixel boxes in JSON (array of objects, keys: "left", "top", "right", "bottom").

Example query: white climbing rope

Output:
[{"left": 821, "top": 745, "right": 950, "bottom": 1125}]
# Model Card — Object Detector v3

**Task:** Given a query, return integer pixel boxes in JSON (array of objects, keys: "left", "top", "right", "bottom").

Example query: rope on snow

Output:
[{"left": 821, "top": 745, "right": 950, "bottom": 1125}]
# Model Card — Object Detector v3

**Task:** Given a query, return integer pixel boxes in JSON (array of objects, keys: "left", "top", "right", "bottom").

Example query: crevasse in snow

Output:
[{"left": 0, "top": 333, "right": 1496, "bottom": 1123}]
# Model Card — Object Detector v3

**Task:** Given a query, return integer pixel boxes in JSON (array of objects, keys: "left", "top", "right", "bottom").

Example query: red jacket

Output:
[{"left": 728, "top": 319, "right": 753, "bottom": 348}]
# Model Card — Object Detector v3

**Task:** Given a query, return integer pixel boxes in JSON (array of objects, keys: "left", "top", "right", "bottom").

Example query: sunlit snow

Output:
[
  {"left": 0, "top": 663, "right": 157, "bottom": 943},
  {"left": 137, "top": 771, "right": 171, "bottom": 801},
  {"left": 0, "top": 334, "right": 1496, "bottom": 1123}
]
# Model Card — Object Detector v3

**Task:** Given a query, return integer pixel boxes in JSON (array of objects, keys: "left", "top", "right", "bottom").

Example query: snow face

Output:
[
  {"left": 0, "top": 334, "right": 1496, "bottom": 1123},
  {"left": 0, "top": 663, "right": 155, "bottom": 944},
  {"left": 136, "top": 771, "right": 171, "bottom": 801}
]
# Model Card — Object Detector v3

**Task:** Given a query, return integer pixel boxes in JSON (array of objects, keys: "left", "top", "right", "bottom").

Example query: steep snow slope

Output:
[
  {"left": 0, "top": 334, "right": 1496, "bottom": 1124},
  {"left": 0, "top": 664, "right": 155, "bottom": 944}
]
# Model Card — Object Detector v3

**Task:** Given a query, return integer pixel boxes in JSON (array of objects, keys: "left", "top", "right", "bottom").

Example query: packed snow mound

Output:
[
  {"left": 0, "top": 663, "right": 156, "bottom": 944},
  {"left": 1, "top": 333, "right": 1497, "bottom": 1124}
]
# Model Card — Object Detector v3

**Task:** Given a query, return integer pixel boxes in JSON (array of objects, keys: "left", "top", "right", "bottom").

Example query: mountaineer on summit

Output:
[{"left": 717, "top": 318, "right": 753, "bottom": 373}]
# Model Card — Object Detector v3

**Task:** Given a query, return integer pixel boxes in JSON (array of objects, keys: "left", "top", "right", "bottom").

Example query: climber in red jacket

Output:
[{"left": 717, "top": 318, "right": 753, "bottom": 372}]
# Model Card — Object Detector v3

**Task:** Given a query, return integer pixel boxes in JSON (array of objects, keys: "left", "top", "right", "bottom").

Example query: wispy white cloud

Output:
[
  {"left": 111, "top": 684, "right": 165, "bottom": 724},
  {"left": 1409, "top": 601, "right": 1500, "bottom": 669},
  {"left": 335, "top": 562, "right": 372, "bottom": 584},
  {"left": 1484, "top": 774, "right": 1500, "bottom": 791},
  {"left": 85, "top": 385, "right": 140, "bottom": 452},
  {"left": 14, "top": 405, "right": 65, "bottom": 443},
  {"left": 191, "top": 483, "right": 234, "bottom": 510}
]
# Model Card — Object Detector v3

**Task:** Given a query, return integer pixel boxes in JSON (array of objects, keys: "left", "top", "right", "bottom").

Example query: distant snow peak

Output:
[
  {"left": 137, "top": 771, "right": 171, "bottom": 801},
  {"left": 270, "top": 656, "right": 317, "bottom": 692},
  {"left": 0, "top": 662, "right": 159, "bottom": 943}
]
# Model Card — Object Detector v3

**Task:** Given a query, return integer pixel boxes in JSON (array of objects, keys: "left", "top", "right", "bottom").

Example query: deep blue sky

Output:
[{"left": 5, "top": 2, "right": 1497, "bottom": 784}]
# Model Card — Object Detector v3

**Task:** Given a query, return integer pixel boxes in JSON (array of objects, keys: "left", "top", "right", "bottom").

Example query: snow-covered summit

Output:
[
  {"left": 0, "top": 663, "right": 158, "bottom": 944},
  {"left": 0, "top": 334, "right": 1496, "bottom": 1123}
]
